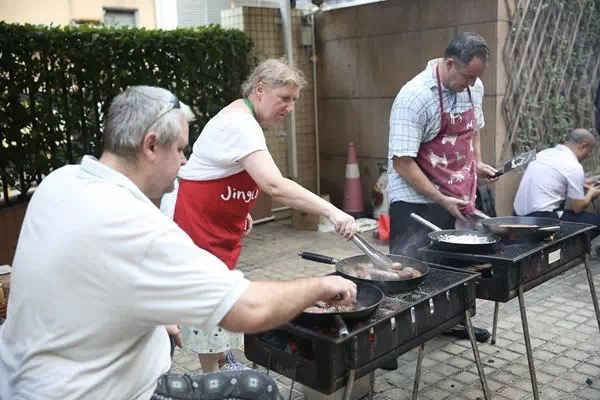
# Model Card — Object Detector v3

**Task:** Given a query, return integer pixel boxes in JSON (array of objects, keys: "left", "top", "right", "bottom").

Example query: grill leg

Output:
[
  {"left": 491, "top": 302, "right": 500, "bottom": 345},
  {"left": 368, "top": 371, "right": 375, "bottom": 400},
  {"left": 584, "top": 255, "right": 600, "bottom": 333},
  {"left": 342, "top": 369, "right": 356, "bottom": 400},
  {"left": 411, "top": 344, "right": 425, "bottom": 400},
  {"left": 518, "top": 284, "right": 539, "bottom": 400},
  {"left": 464, "top": 311, "right": 491, "bottom": 400}
]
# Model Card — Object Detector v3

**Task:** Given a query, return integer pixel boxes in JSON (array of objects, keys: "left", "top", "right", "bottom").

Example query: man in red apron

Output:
[{"left": 387, "top": 33, "right": 497, "bottom": 343}]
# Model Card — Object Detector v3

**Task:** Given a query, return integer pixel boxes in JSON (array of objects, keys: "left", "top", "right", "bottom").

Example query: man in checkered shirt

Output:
[{"left": 387, "top": 33, "right": 497, "bottom": 342}]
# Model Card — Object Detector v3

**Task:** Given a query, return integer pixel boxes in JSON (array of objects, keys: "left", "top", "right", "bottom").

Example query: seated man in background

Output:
[
  {"left": 513, "top": 128, "right": 600, "bottom": 238},
  {"left": 0, "top": 86, "right": 357, "bottom": 400}
]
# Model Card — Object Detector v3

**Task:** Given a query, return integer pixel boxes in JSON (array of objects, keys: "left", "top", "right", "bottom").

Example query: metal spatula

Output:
[{"left": 352, "top": 233, "right": 394, "bottom": 271}]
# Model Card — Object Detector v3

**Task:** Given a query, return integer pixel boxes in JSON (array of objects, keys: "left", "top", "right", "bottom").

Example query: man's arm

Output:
[
  {"left": 569, "top": 185, "right": 600, "bottom": 214},
  {"left": 219, "top": 276, "right": 357, "bottom": 333},
  {"left": 393, "top": 156, "right": 468, "bottom": 220}
]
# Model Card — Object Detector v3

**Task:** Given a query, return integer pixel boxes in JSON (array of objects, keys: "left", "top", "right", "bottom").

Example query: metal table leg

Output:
[
  {"left": 491, "top": 302, "right": 500, "bottom": 345},
  {"left": 342, "top": 369, "right": 356, "bottom": 400},
  {"left": 412, "top": 344, "right": 425, "bottom": 400},
  {"left": 464, "top": 311, "right": 491, "bottom": 400},
  {"left": 583, "top": 255, "right": 600, "bottom": 333},
  {"left": 368, "top": 371, "right": 375, "bottom": 400},
  {"left": 518, "top": 284, "right": 539, "bottom": 400}
]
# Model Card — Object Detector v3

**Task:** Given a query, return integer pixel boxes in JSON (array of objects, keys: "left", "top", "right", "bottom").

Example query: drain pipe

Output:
[
  {"left": 310, "top": 13, "right": 321, "bottom": 195},
  {"left": 279, "top": 0, "right": 298, "bottom": 179}
]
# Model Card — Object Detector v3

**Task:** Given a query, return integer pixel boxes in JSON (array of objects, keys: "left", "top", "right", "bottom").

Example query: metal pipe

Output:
[
  {"left": 464, "top": 311, "right": 491, "bottom": 400},
  {"left": 583, "top": 254, "right": 600, "bottom": 333},
  {"left": 412, "top": 344, "right": 425, "bottom": 400},
  {"left": 279, "top": 0, "right": 298, "bottom": 179},
  {"left": 491, "top": 301, "right": 500, "bottom": 345},
  {"left": 311, "top": 13, "right": 321, "bottom": 194},
  {"left": 342, "top": 369, "right": 356, "bottom": 400},
  {"left": 518, "top": 284, "right": 539, "bottom": 400}
]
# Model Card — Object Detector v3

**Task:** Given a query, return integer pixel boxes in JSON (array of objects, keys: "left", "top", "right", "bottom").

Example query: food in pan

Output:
[
  {"left": 304, "top": 301, "right": 358, "bottom": 314},
  {"left": 348, "top": 262, "right": 422, "bottom": 280},
  {"left": 437, "top": 234, "right": 493, "bottom": 244}
]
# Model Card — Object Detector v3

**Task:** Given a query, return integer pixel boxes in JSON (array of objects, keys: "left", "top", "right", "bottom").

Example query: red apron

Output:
[
  {"left": 173, "top": 171, "right": 259, "bottom": 270},
  {"left": 415, "top": 65, "right": 478, "bottom": 215}
]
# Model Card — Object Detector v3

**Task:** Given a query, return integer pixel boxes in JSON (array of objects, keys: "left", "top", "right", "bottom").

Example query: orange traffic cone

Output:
[{"left": 343, "top": 142, "right": 365, "bottom": 217}]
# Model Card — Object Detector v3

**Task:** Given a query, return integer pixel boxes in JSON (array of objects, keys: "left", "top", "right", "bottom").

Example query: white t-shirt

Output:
[
  {"left": 179, "top": 110, "right": 267, "bottom": 181},
  {"left": 0, "top": 156, "right": 250, "bottom": 400},
  {"left": 513, "top": 144, "right": 585, "bottom": 215}
]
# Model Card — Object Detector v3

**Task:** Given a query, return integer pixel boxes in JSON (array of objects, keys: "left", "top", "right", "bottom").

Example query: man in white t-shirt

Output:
[
  {"left": 514, "top": 128, "right": 600, "bottom": 237},
  {"left": 0, "top": 86, "right": 357, "bottom": 400}
]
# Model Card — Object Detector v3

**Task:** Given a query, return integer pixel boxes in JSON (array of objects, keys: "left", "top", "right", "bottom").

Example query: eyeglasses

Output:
[{"left": 144, "top": 94, "right": 181, "bottom": 133}]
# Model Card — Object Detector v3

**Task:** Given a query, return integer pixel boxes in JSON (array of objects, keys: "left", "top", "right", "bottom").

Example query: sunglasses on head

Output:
[{"left": 144, "top": 94, "right": 181, "bottom": 133}]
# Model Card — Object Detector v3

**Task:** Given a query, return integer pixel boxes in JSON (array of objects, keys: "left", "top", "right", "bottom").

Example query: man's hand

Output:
[
  {"left": 243, "top": 213, "right": 253, "bottom": 237},
  {"left": 166, "top": 325, "right": 182, "bottom": 348},
  {"left": 476, "top": 161, "right": 499, "bottom": 183},
  {"left": 588, "top": 185, "right": 600, "bottom": 199},
  {"left": 328, "top": 209, "right": 358, "bottom": 239},
  {"left": 319, "top": 275, "right": 357, "bottom": 306},
  {"left": 439, "top": 195, "right": 469, "bottom": 221}
]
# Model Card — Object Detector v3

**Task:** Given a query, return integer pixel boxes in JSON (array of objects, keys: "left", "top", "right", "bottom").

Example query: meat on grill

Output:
[
  {"left": 348, "top": 262, "right": 421, "bottom": 281},
  {"left": 304, "top": 301, "right": 357, "bottom": 314}
]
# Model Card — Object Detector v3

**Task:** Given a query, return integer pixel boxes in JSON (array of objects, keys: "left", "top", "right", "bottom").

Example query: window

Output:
[{"left": 103, "top": 8, "right": 137, "bottom": 27}]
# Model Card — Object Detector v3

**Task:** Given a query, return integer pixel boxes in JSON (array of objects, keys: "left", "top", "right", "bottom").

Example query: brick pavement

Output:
[{"left": 171, "top": 218, "right": 600, "bottom": 400}]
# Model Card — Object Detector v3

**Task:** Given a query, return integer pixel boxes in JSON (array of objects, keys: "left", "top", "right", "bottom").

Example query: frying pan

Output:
[
  {"left": 410, "top": 213, "right": 501, "bottom": 252},
  {"left": 480, "top": 216, "right": 561, "bottom": 241},
  {"left": 298, "top": 252, "right": 429, "bottom": 293},
  {"left": 294, "top": 280, "right": 384, "bottom": 337}
]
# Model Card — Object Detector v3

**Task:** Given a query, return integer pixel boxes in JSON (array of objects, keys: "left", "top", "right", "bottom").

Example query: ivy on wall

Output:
[
  {"left": 0, "top": 22, "right": 253, "bottom": 207},
  {"left": 502, "top": 0, "right": 600, "bottom": 171}
]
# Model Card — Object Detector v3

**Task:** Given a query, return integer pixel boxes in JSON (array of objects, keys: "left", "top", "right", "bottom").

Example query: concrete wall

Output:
[
  {"left": 315, "top": 0, "right": 512, "bottom": 214},
  {"left": 1, "top": 0, "right": 157, "bottom": 27}
]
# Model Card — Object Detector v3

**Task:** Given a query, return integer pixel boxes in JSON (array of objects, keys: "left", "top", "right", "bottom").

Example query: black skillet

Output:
[
  {"left": 480, "top": 216, "right": 561, "bottom": 241},
  {"left": 299, "top": 252, "right": 429, "bottom": 293},
  {"left": 410, "top": 213, "right": 501, "bottom": 252},
  {"left": 294, "top": 279, "right": 384, "bottom": 337}
]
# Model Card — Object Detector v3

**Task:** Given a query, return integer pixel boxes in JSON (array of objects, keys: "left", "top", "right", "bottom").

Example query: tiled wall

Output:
[{"left": 222, "top": 7, "right": 318, "bottom": 202}]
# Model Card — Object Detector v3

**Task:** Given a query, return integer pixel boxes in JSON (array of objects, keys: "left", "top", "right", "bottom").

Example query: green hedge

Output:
[{"left": 0, "top": 22, "right": 253, "bottom": 207}]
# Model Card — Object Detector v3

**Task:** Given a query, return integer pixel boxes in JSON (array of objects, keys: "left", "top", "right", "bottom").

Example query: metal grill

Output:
[
  {"left": 244, "top": 264, "right": 484, "bottom": 395},
  {"left": 420, "top": 222, "right": 595, "bottom": 302}
]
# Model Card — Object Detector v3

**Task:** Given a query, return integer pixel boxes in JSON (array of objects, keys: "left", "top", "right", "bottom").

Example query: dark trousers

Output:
[
  {"left": 389, "top": 201, "right": 455, "bottom": 258},
  {"left": 526, "top": 210, "right": 600, "bottom": 239}
]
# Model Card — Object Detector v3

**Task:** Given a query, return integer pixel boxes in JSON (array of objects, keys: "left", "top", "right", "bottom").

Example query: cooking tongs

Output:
[{"left": 352, "top": 233, "right": 394, "bottom": 271}]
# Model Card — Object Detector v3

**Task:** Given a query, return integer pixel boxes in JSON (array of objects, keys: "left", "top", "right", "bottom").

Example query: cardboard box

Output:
[{"left": 291, "top": 194, "right": 330, "bottom": 231}]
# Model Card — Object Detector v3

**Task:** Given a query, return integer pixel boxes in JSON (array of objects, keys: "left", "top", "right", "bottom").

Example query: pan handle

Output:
[
  {"left": 410, "top": 213, "right": 442, "bottom": 231},
  {"left": 298, "top": 251, "right": 338, "bottom": 264},
  {"left": 334, "top": 315, "right": 349, "bottom": 337}
]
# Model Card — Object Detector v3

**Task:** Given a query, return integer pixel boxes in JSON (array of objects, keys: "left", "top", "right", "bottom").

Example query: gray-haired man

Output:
[{"left": 0, "top": 86, "right": 356, "bottom": 400}]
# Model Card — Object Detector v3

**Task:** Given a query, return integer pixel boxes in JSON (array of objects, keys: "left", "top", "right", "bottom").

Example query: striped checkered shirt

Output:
[{"left": 387, "top": 58, "right": 485, "bottom": 204}]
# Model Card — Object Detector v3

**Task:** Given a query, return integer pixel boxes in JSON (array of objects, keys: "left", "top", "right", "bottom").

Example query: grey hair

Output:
[
  {"left": 566, "top": 128, "right": 596, "bottom": 146},
  {"left": 102, "top": 85, "right": 195, "bottom": 159},
  {"left": 444, "top": 32, "right": 489, "bottom": 66},
  {"left": 241, "top": 58, "right": 307, "bottom": 97}
]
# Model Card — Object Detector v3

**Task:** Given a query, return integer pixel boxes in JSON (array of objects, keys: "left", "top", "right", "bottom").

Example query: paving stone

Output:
[
  {"left": 435, "top": 379, "right": 465, "bottom": 392},
  {"left": 539, "top": 362, "right": 569, "bottom": 377},
  {"left": 454, "top": 371, "right": 480, "bottom": 384},
  {"left": 420, "top": 386, "right": 451, "bottom": 399},
  {"left": 548, "top": 377, "right": 581, "bottom": 393},
  {"left": 447, "top": 356, "right": 475, "bottom": 369},
  {"left": 498, "top": 385, "right": 530, "bottom": 400},
  {"left": 577, "top": 386, "right": 600, "bottom": 399},
  {"left": 575, "top": 362, "right": 600, "bottom": 376}
]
